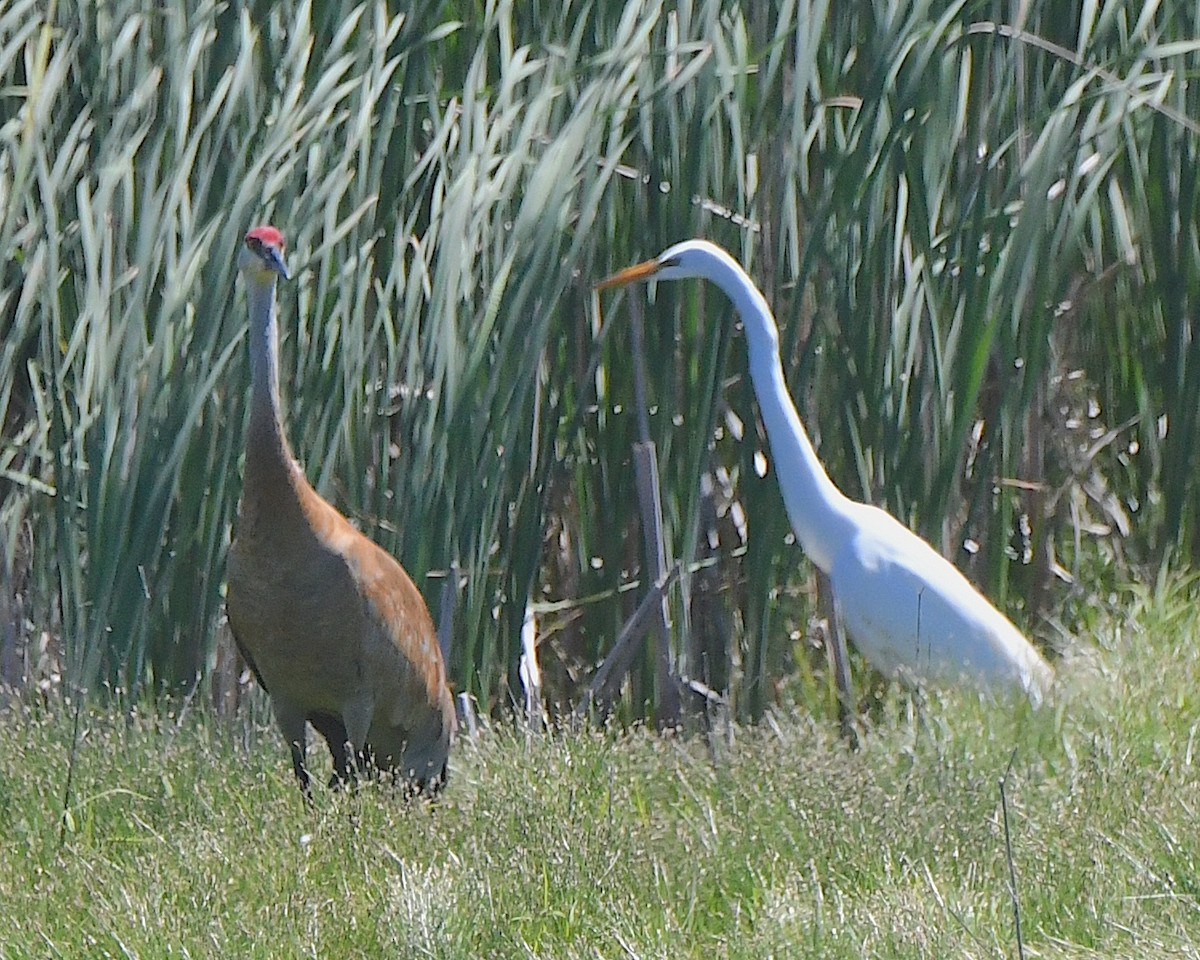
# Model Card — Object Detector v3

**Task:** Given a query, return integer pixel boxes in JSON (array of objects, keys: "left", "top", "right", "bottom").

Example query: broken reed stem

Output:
[
  {"left": 437, "top": 561, "right": 460, "bottom": 665},
  {"left": 519, "top": 604, "right": 546, "bottom": 731},
  {"left": 632, "top": 441, "right": 680, "bottom": 727},
  {"left": 58, "top": 683, "right": 86, "bottom": 848},
  {"left": 999, "top": 747, "right": 1026, "bottom": 960},
  {"left": 816, "top": 571, "right": 857, "bottom": 747},
  {"left": 575, "top": 562, "right": 683, "bottom": 720},
  {"left": 628, "top": 296, "right": 681, "bottom": 727},
  {"left": 457, "top": 692, "right": 480, "bottom": 739}
]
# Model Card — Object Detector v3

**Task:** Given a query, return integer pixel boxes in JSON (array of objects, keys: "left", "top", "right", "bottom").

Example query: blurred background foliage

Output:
[{"left": 1, "top": 0, "right": 1198, "bottom": 723}]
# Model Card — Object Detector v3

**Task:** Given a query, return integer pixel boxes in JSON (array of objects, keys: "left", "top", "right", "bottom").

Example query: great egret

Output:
[{"left": 597, "top": 239, "right": 1053, "bottom": 704}]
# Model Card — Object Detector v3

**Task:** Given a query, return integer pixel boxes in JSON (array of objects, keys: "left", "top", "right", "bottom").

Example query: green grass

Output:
[{"left": 3, "top": 574, "right": 1199, "bottom": 958}]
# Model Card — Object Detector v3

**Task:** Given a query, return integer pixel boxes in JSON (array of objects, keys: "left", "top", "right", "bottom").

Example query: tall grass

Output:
[
  {"left": 0, "top": 0, "right": 1197, "bottom": 718},
  {"left": 4, "top": 577, "right": 1200, "bottom": 956}
]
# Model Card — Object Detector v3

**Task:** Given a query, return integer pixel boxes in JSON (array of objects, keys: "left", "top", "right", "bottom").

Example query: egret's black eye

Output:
[{"left": 662, "top": 255, "right": 682, "bottom": 268}]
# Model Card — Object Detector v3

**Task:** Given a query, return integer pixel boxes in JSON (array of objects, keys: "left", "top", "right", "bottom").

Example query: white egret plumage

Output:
[{"left": 597, "top": 240, "right": 1053, "bottom": 704}]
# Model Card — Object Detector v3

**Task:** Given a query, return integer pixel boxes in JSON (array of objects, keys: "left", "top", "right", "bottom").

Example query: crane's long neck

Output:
[
  {"left": 244, "top": 277, "right": 296, "bottom": 489},
  {"left": 709, "top": 260, "right": 854, "bottom": 573}
]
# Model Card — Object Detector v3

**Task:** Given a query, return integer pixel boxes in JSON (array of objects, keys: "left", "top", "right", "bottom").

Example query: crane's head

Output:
[
  {"left": 595, "top": 239, "right": 737, "bottom": 290},
  {"left": 239, "top": 225, "right": 291, "bottom": 283}
]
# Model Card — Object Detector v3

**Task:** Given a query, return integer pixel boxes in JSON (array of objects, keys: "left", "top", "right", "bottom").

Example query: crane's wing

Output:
[{"left": 227, "top": 618, "right": 269, "bottom": 694}]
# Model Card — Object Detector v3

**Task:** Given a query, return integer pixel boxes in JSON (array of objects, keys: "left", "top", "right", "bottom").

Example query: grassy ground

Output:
[{"left": 2, "top": 576, "right": 1199, "bottom": 958}]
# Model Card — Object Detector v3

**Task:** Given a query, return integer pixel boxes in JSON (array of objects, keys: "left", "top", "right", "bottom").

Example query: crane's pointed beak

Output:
[
  {"left": 265, "top": 247, "right": 291, "bottom": 281},
  {"left": 594, "top": 257, "right": 662, "bottom": 291}
]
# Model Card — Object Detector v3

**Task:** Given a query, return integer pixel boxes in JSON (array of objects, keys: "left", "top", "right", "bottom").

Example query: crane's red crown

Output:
[
  {"left": 246, "top": 225, "right": 286, "bottom": 250},
  {"left": 242, "top": 225, "right": 290, "bottom": 281}
]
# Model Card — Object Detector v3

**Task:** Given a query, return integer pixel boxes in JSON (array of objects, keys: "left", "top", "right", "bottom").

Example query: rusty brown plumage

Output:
[{"left": 227, "top": 225, "right": 455, "bottom": 796}]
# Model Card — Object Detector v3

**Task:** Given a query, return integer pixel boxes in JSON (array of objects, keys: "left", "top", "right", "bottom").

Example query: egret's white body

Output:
[{"left": 598, "top": 239, "right": 1052, "bottom": 702}]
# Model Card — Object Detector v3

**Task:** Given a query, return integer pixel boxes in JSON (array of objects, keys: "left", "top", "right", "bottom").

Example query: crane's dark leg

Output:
[
  {"left": 309, "top": 712, "right": 354, "bottom": 788},
  {"left": 418, "top": 758, "right": 449, "bottom": 798},
  {"left": 273, "top": 701, "right": 313, "bottom": 799},
  {"left": 341, "top": 696, "right": 375, "bottom": 783}
]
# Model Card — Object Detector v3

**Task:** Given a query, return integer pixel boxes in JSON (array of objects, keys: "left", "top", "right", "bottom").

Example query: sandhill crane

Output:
[
  {"left": 598, "top": 240, "right": 1053, "bottom": 707},
  {"left": 227, "top": 225, "right": 455, "bottom": 796}
]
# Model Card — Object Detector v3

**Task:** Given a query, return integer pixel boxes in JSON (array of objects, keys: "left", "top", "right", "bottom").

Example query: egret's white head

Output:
[
  {"left": 239, "top": 225, "right": 291, "bottom": 283},
  {"left": 595, "top": 239, "right": 739, "bottom": 290}
]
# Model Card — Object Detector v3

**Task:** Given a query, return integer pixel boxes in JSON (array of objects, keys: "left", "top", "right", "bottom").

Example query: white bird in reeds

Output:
[
  {"left": 597, "top": 240, "right": 1053, "bottom": 706},
  {"left": 226, "top": 225, "right": 456, "bottom": 797}
]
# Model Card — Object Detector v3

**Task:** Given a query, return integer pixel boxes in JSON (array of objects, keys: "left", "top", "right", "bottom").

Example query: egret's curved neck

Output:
[
  {"left": 245, "top": 277, "right": 293, "bottom": 479},
  {"left": 702, "top": 256, "right": 852, "bottom": 572}
]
